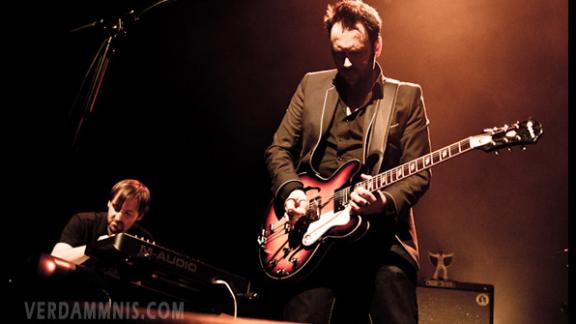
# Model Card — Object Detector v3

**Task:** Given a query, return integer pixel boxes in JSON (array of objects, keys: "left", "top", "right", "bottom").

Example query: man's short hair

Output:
[
  {"left": 110, "top": 179, "right": 151, "bottom": 217},
  {"left": 324, "top": 0, "right": 382, "bottom": 44}
]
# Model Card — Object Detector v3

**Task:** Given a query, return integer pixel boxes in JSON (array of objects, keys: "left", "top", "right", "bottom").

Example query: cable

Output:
[{"left": 211, "top": 278, "right": 237, "bottom": 319}]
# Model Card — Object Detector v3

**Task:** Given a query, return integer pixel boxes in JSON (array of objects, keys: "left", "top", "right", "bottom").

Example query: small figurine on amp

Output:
[{"left": 428, "top": 251, "right": 454, "bottom": 280}]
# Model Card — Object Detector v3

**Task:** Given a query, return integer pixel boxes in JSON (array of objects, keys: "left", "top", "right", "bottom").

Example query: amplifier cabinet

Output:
[{"left": 417, "top": 280, "right": 494, "bottom": 324}]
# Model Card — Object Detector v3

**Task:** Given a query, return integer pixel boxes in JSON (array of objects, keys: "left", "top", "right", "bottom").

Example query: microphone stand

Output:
[{"left": 69, "top": 0, "right": 175, "bottom": 150}]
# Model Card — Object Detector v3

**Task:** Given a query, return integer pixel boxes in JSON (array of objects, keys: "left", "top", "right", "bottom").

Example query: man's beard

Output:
[
  {"left": 341, "top": 53, "right": 376, "bottom": 87},
  {"left": 342, "top": 66, "right": 372, "bottom": 88},
  {"left": 108, "top": 221, "right": 124, "bottom": 235}
]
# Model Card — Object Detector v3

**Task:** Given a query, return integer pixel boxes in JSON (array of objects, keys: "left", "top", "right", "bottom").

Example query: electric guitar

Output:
[{"left": 258, "top": 118, "right": 543, "bottom": 281}]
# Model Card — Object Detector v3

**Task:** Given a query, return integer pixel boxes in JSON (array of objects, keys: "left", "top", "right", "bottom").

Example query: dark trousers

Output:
[{"left": 281, "top": 239, "right": 418, "bottom": 324}]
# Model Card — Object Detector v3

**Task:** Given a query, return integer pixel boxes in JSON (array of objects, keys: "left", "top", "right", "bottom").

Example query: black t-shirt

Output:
[{"left": 58, "top": 211, "right": 153, "bottom": 247}]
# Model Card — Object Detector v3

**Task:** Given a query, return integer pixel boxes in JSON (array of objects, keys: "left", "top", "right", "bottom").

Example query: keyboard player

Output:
[{"left": 51, "top": 179, "right": 153, "bottom": 264}]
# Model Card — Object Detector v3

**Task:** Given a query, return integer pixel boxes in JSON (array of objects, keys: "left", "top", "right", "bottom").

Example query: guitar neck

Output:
[{"left": 338, "top": 137, "right": 475, "bottom": 200}]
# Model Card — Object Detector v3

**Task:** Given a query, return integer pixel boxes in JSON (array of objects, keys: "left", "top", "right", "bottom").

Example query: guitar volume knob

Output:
[{"left": 275, "top": 269, "right": 288, "bottom": 276}]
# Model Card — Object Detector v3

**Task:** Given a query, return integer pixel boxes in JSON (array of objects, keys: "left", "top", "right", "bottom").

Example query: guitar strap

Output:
[{"left": 365, "top": 78, "right": 400, "bottom": 175}]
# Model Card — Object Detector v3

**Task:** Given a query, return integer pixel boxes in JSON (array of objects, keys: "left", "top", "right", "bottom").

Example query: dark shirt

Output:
[
  {"left": 314, "top": 74, "right": 385, "bottom": 177},
  {"left": 59, "top": 212, "right": 153, "bottom": 247},
  {"left": 314, "top": 98, "right": 368, "bottom": 178}
]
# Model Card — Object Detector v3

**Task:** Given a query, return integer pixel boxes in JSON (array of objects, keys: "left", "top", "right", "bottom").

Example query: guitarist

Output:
[{"left": 264, "top": 1, "right": 431, "bottom": 323}]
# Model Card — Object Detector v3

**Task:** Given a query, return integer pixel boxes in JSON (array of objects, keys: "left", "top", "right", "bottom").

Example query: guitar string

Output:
[
  {"left": 263, "top": 197, "right": 326, "bottom": 247},
  {"left": 265, "top": 231, "right": 308, "bottom": 268},
  {"left": 264, "top": 239, "right": 291, "bottom": 264},
  {"left": 286, "top": 244, "right": 306, "bottom": 261},
  {"left": 266, "top": 230, "right": 289, "bottom": 242}
]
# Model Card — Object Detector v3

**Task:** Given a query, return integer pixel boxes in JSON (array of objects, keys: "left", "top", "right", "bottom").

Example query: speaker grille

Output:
[{"left": 417, "top": 280, "right": 494, "bottom": 324}]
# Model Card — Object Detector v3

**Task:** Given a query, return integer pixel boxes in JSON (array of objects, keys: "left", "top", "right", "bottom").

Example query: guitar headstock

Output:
[{"left": 469, "top": 118, "right": 543, "bottom": 152}]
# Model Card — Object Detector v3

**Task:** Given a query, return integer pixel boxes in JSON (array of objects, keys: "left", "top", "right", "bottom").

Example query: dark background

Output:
[{"left": 6, "top": 0, "right": 568, "bottom": 323}]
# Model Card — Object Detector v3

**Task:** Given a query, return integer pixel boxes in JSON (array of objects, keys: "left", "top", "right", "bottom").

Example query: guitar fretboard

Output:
[{"left": 334, "top": 138, "right": 474, "bottom": 209}]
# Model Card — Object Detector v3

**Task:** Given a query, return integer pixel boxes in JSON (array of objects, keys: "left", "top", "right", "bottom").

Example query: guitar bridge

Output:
[
  {"left": 333, "top": 190, "right": 347, "bottom": 212},
  {"left": 307, "top": 197, "right": 321, "bottom": 221}
]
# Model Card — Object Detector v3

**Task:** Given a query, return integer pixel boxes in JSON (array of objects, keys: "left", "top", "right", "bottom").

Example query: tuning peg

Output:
[
  {"left": 522, "top": 146, "right": 527, "bottom": 151},
  {"left": 507, "top": 147, "right": 512, "bottom": 152},
  {"left": 494, "top": 150, "right": 499, "bottom": 155}
]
